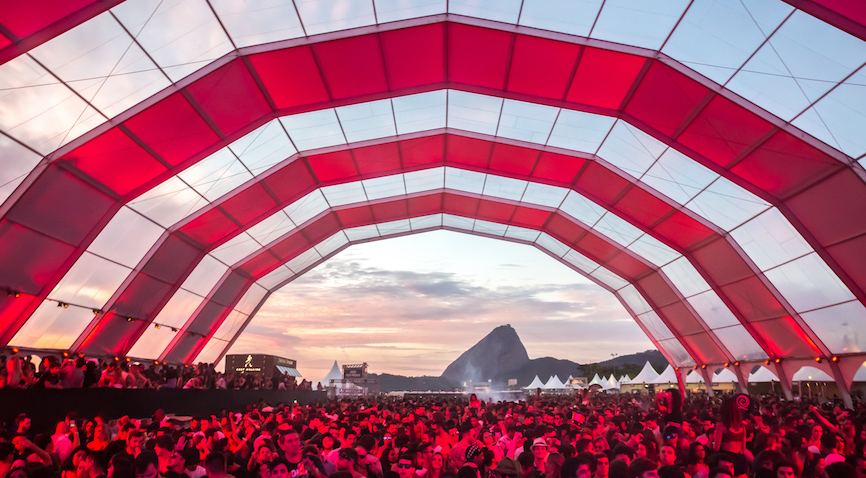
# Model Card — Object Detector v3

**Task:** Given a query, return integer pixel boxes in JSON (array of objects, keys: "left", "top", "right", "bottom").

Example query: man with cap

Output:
[
  {"left": 494, "top": 458, "right": 522, "bottom": 478},
  {"left": 465, "top": 445, "right": 484, "bottom": 469}
]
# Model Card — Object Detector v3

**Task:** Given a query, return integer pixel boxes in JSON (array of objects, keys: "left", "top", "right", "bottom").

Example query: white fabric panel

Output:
[
  {"left": 88, "top": 207, "right": 165, "bottom": 268},
  {"left": 10, "top": 302, "right": 97, "bottom": 350},
  {"left": 49, "top": 252, "right": 131, "bottom": 308},
  {"left": 181, "top": 255, "right": 229, "bottom": 296}
]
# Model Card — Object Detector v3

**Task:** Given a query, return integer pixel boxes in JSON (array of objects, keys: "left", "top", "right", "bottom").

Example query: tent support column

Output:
[
  {"left": 827, "top": 361, "right": 854, "bottom": 409},
  {"left": 772, "top": 362, "right": 794, "bottom": 400},
  {"left": 732, "top": 367, "right": 749, "bottom": 394},
  {"left": 699, "top": 368, "right": 715, "bottom": 398}
]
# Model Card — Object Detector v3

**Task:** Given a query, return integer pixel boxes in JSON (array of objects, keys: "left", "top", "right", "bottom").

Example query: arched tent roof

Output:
[
  {"left": 651, "top": 365, "right": 679, "bottom": 385},
  {"left": 792, "top": 366, "right": 833, "bottom": 381},
  {"left": 686, "top": 370, "right": 705, "bottom": 383},
  {"left": 630, "top": 362, "right": 661, "bottom": 385},
  {"left": 2, "top": 2, "right": 866, "bottom": 387},
  {"left": 713, "top": 368, "right": 738, "bottom": 383},
  {"left": 749, "top": 366, "right": 781, "bottom": 383}
]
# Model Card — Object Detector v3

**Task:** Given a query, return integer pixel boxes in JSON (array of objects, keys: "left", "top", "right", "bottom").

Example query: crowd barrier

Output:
[{"left": 0, "top": 388, "right": 327, "bottom": 432}]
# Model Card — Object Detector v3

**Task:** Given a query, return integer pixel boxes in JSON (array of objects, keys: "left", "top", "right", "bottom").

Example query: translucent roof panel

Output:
[
  {"left": 257, "top": 265, "right": 296, "bottom": 290},
  {"left": 685, "top": 177, "right": 771, "bottom": 231},
  {"left": 374, "top": 0, "right": 447, "bottom": 24},
  {"left": 409, "top": 214, "right": 443, "bottom": 230},
  {"left": 547, "top": 109, "right": 616, "bottom": 154},
  {"left": 295, "top": 0, "right": 377, "bottom": 36},
  {"left": 658, "top": 338, "right": 694, "bottom": 366},
  {"left": 284, "top": 190, "right": 329, "bottom": 225},
  {"left": 641, "top": 148, "right": 718, "bottom": 205},
  {"left": 597, "top": 121, "right": 667, "bottom": 178},
  {"left": 246, "top": 212, "right": 296, "bottom": 245},
  {"left": 504, "top": 225, "right": 540, "bottom": 243},
  {"left": 321, "top": 181, "right": 368, "bottom": 207},
  {"left": 444, "top": 167, "right": 486, "bottom": 194},
  {"left": 713, "top": 324, "right": 768, "bottom": 361},
  {"left": 363, "top": 175, "right": 408, "bottom": 200},
  {"left": 448, "top": 0, "right": 522, "bottom": 23},
  {"left": 629, "top": 235, "right": 680, "bottom": 268},
  {"left": 661, "top": 0, "right": 792, "bottom": 84},
  {"left": 128, "top": 177, "right": 209, "bottom": 228},
  {"left": 792, "top": 65, "right": 866, "bottom": 158},
  {"left": 726, "top": 11, "right": 866, "bottom": 121},
  {"left": 799, "top": 301, "right": 866, "bottom": 354},
  {"left": 315, "top": 231, "right": 350, "bottom": 257},
  {"left": 180, "top": 255, "right": 229, "bottom": 297},
  {"left": 730, "top": 208, "right": 813, "bottom": 271},
  {"left": 392, "top": 91, "right": 447, "bottom": 134},
  {"left": 336, "top": 99, "right": 397, "bottom": 143},
  {"left": 687, "top": 290, "right": 739, "bottom": 329},
  {"left": 87, "top": 207, "right": 165, "bottom": 268},
  {"left": 151, "top": 289, "right": 206, "bottom": 328},
  {"left": 522, "top": 183, "right": 569, "bottom": 208},
  {"left": 594, "top": 212, "right": 643, "bottom": 247},
  {"left": 285, "top": 248, "right": 323, "bottom": 273},
  {"left": 280, "top": 110, "right": 346, "bottom": 152},
  {"left": 518, "top": 0, "right": 602, "bottom": 37},
  {"left": 212, "top": 233, "right": 264, "bottom": 264},
  {"left": 443, "top": 213, "right": 475, "bottom": 230},
  {"left": 619, "top": 284, "right": 653, "bottom": 315},
  {"left": 591, "top": 0, "right": 690, "bottom": 50},
  {"left": 178, "top": 149, "right": 254, "bottom": 201},
  {"left": 447, "top": 90, "right": 503, "bottom": 135},
  {"left": 535, "top": 233, "right": 570, "bottom": 258},
  {"left": 496, "top": 99, "right": 559, "bottom": 144},
  {"left": 378, "top": 219, "right": 412, "bottom": 236},
  {"left": 559, "top": 191, "right": 607, "bottom": 225},
  {"left": 405, "top": 168, "right": 445, "bottom": 193},
  {"left": 48, "top": 252, "right": 131, "bottom": 309},
  {"left": 345, "top": 224, "right": 382, "bottom": 242},
  {"left": 662, "top": 257, "right": 711, "bottom": 298},
  {"left": 235, "top": 284, "right": 268, "bottom": 315},
  {"left": 228, "top": 120, "right": 297, "bottom": 175},
  {"left": 111, "top": 0, "right": 234, "bottom": 82},
  {"left": 10, "top": 302, "right": 97, "bottom": 350},
  {"left": 763, "top": 252, "right": 856, "bottom": 313},
  {"left": 482, "top": 175, "right": 528, "bottom": 202},
  {"left": 561, "top": 249, "right": 599, "bottom": 274},
  {"left": 128, "top": 325, "right": 177, "bottom": 360},
  {"left": 638, "top": 310, "right": 675, "bottom": 341},
  {"left": 210, "top": 0, "right": 305, "bottom": 48},
  {"left": 0, "top": 134, "right": 42, "bottom": 205}
]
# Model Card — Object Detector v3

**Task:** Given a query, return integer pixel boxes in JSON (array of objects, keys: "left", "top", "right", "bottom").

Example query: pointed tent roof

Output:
[
  {"left": 748, "top": 366, "right": 780, "bottom": 383},
  {"left": 321, "top": 361, "right": 343, "bottom": 386},
  {"left": 588, "top": 373, "right": 604, "bottom": 386},
  {"left": 651, "top": 365, "right": 678, "bottom": 384},
  {"left": 792, "top": 366, "right": 833, "bottom": 381},
  {"left": 686, "top": 370, "right": 704, "bottom": 383},
  {"left": 630, "top": 362, "right": 660, "bottom": 384},
  {"left": 713, "top": 368, "right": 738, "bottom": 383},
  {"left": 855, "top": 365, "right": 866, "bottom": 382},
  {"left": 525, "top": 375, "right": 546, "bottom": 389},
  {"left": 619, "top": 374, "right": 631, "bottom": 384},
  {"left": 544, "top": 375, "right": 567, "bottom": 389},
  {"left": 607, "top": 375, "right": 620, "bottom": 388}
]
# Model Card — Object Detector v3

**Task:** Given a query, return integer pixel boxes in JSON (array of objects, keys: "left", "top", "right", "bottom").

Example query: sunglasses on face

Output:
[{"left": 397, "top": 464, "right": 414, "bottom": 469}]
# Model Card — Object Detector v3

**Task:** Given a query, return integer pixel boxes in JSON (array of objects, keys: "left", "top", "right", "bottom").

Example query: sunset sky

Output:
[{"left": 225, "top": 230, "right": 654, "bottom": 383}]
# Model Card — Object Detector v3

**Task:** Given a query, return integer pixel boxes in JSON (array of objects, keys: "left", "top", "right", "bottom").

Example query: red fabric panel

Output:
[
  {"left": 677, "top": 95, "right": 773, "bottom": 168},
  {"left": 314, "top": 35, "right": 388, "bottom": 99},
  {"left": 0, "top": 220, "right": 76, "bottom": 291},
  {"left": 0, "top": 293, "right": 36, "bottom": 333},
  {"left": 679, "top": 333, "right": 721, "bottom": 363},
  {"left": 614, "top": 187, "right": 673, "bottom": 226},
  {"left": 605, "top": 251, "right": 649, "bottom": 280},
  {"left": 448, "top": 23, "right": 511, "bottom": 90},
  {"left": 827, "top": 235, "right": 866, "bottom": 290},
  {"left": 575, "top": 162, "right": 629, "bottom": 203},
  {"left": 625, "top": 62, "right": 709, "bottom": 137},
  {"left": 636, "top": 272, "right": 680, "bottom": 308},
  {"left": 446, "top": 135, "right": 492, "bottom": 169},
  {"left": 532, "top": 151, "right": 585, "bottom": 183},
  {"left": 653, "top": 210, "right": 715, "bottom": 250},
  {"left": 733, "top": 131, "right": 842, "bottom": 198},
  {"left": 660, "top": 302, "right": 705, "bottom": 336},
  {"left": 353, "top": 142, "right": 402, "bottom": 176},
  {"left": 402, "top": 135, "right": 444, "bottom": 167},
  {"left": 210, "top": 272, "right": 251, "bottom": 307},
  {"left": 567, "top": 47, "right": 646, "bottom": 109},
  {"left": 167, "top": 332, "right": 205, "bottom": 363},
  {"left": 407, "top": 194, "right": 442, "bottom": 216},
  {"left": 186, "top": 60, "right": 272, "bottom": 136},
  {"left": 140, "top": 233, "right": 201, "bottom": 284},
  {"left": 110, "top": 274, "right": 174, "bottom": 320},
  {"left": 249, "top": 46, "right": 330, "bottom": 109},
  {"left": 123, "top": 92, "right": 219, "bottom": 166},
  {"left": 270, "top": 232, "right": 310, "bottom": 262},
  {"left": 302, "top": 213, "right": 340, "bottom": 244},
  {"left": 263, "top": 160, "right": 317, "bottom": 203},
  {"left": 182, "top": 208, "right": 237, "bottom": 246},
  {"left": 380, "top": 23, "right": 445, "bottom": 89},
  {"left": 64, "top": 128, "right": 166, "bottom": 196},
  {"left": 369, "top": 200, "right": 408, "bottom": 222},
  {"left": 575, "top": 232, "right": 618, "bottom": 263},
  {"left": 511, "top": 206, "right": 550, "bottom": 228},
  {"left": 786, "top": 169, "right": 866, "bottom": 246},
  {"left": 442, "top": 194, "right": 479, "bottom": 216},
  {"left": 748, "top": 316, "right": 820, "bottom": 357},
  {"left": 545, "top": 214, "right": 584, "bottom": 244},
  {"left": 186, "top": 302, "right": 225, "bottom": 334},
  {"left": 476, "top": 200, "right": 516, "bottom": 223},
  {"left": 241, "top": 251, "right": 280, "bottom": 279},
  {"left": 720, "top": 277, "right": 789, "bottom": 322},
  {"left": 5, "top": 165, "right": 115, "bottom": 246},
  {"left": 219, "top": 184, "right": 277, "bottom": 226},
  {"left": 336, "top": 205, "right": 374, "bottom": 228},
  {"left": 78, "top": 312, "right": 139, "bottom": 355},
  {"left": 1, "top": 0, "right": 94, "bottom": 37},
  {"left": 306, "top": 151, "right": 358, "bottom": 182},
  {"left": 507, "top": 35, "right": 580, "bottom": 100},
  {"left": 812, "top": 0, "right": 866, "bottom": 26},
  {"left": 0, "top": 33, "right": 11, "bottom": 49},
  {"left": 691, "top": 238, "right": 755, "bottom": 285},
  {"left": 488, "top": 143, "right": 538, "bottom": 176}
]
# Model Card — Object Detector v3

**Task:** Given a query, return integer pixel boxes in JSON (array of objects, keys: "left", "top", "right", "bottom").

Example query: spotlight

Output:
[
  {"left": 162, "top": 362, "right": 167, "bottom": 365},
  {"left": 93, "top": 309, "right": 102, "bottom": 315},
  {"left": 170, "top": 327, "right": 177, "bottom": 332},
  {"left": 184, "top": 364, "right": 189, "bottom": 368},
  {"left": 774, "top": 358, "right": 781, "bottom": 364},
  {"left": 154, "top": 324, "right": 161, "bottom": 329},
  {"left": 765, "top": 360, "right": 771, "bottom": 365},
  {"left": 734, "top": 361, "right": 740, "bottom": 367},
  {"left": 126, "top": 317, "right": 134, "bottom": 322},
  {"left": 7, "top": 290, "right": 20, "bottom": 298},
  {"left": 692, "top": 365, "right": 697, "bottom": 370},
  {"left": 57, "top": 302, "right": 64, "bottom": 308},
  {"left": 701, "top": 364, "right": 707, "bottom": 369},
  {"left": 675, "top": 367, "right": 679, "bottom": 372},
  {"left": 831, "top": 356, "right": 839, "bottom": 362},
  {"left": 63, "top": 303, "right": 69, "bottom": 308},
  {"left": 125, "top": 357, "right": 131, "bottom": 362},
  {"left": 62, "top": 352, "right": 69, "bottom": 358},
  {"left": 815, "top": 357, "right": 822, "bottom": 363},
  {"left": 113, "top": 356, "right": 119, "bottom": 361},
  {"left": 154, "top": 361, "right": 159, "bottom": 365},
  {"left": 724, "top": 362, "right": 730, "bottom": 367},
  {"left": 11, "top": 348, "right": 19, "bottom": 354}
]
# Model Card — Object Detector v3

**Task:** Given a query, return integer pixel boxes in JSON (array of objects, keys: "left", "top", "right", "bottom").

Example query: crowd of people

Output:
[
  {"left": 2, "top": 388, "right": 866, "bottom": 478},
  {"left": 0, "top": 355, "right": 313, "bottom": 391}
]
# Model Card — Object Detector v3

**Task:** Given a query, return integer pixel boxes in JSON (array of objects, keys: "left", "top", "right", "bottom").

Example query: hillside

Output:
[{"left": 441, "top": 324, "right": 529, "bottom": 384}]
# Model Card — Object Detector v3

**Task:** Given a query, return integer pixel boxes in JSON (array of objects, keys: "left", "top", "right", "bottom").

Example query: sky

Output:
[{"left": 224, "top": 230, "right": 654, "bottom": 383}]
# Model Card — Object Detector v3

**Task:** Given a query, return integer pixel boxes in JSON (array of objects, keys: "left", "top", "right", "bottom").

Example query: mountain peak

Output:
[{"left": 441, "top": 325, "right": 529, "bottom": 383}]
